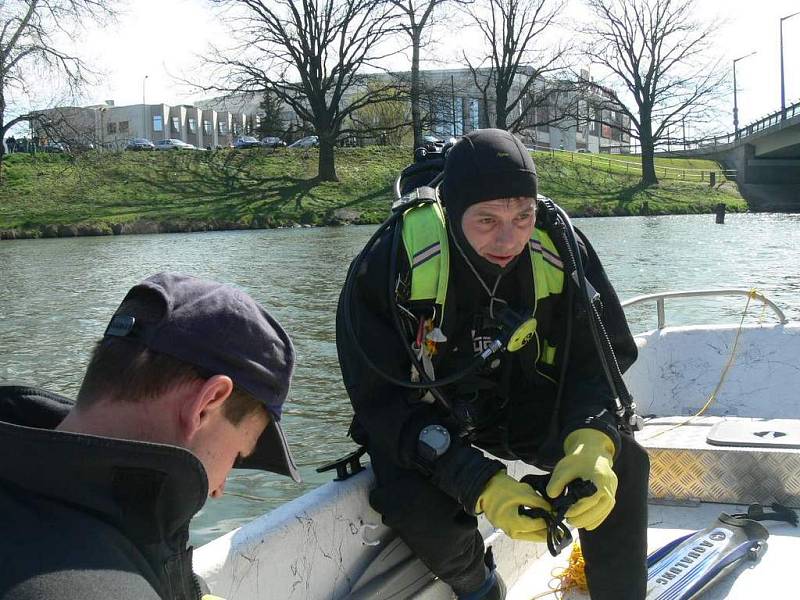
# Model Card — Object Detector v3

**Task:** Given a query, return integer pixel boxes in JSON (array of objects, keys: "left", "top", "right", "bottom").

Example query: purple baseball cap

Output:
[{"left": 104, "top": 272, "right": 301, "bottom": 482}]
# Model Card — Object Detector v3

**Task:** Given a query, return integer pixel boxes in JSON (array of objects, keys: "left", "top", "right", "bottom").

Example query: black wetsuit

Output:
[{"left": 336, "top": 215, "right": 650, "bottom": 598}]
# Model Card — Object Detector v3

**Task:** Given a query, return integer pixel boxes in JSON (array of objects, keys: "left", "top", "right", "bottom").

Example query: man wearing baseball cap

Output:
[
  {"left": 0, "top": 272, "right": 299, "bottom": 600},
  {"left": 337, "top": 129, "right": 649, "bottom": 599}
]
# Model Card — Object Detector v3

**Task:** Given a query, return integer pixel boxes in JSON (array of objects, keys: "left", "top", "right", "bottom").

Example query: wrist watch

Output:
[{"left": 417, "top": 424, "right": 451, "bottom": 464}]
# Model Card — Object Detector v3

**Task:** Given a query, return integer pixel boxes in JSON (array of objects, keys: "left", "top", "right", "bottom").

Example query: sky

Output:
[{"left": 57, "top": 0, "right": 800, "bottom": 136}]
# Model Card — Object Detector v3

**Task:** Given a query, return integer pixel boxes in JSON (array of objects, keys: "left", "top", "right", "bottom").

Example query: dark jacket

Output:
[
  {"left": 0, "top": 386, "right": 208, "bottom": 600},
  {"left": 336, "top": 208, "right": 637, "bottom": 513}
]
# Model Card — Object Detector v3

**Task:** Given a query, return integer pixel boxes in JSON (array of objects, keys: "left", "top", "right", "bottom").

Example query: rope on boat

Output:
[
  {"left": 639, "top": 288, "right": 757, "bottom": 442},
  {"left": 528, "top": 291, "right": 762, "bottom": 599},
  {"left": 528, "top": 542, "right": 588, "bottom": 599}
]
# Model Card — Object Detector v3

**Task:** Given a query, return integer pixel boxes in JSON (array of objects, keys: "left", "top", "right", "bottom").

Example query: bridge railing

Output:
[{"left": 695, "top": 97, "right": 800, "bottom": 149}]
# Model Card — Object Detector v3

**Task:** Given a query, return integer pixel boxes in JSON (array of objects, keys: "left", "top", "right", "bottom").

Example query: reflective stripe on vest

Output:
[
  {"left": 402, "top": 201, "right": 451, "bottom": 320},
  {"left": 401, "top": 203, "right": 565, "bottom": 364}
]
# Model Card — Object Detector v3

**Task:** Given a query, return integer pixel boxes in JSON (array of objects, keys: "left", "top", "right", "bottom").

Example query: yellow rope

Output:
[
  {"left": 556, "top": 542, "right": 588, "bottom": 593},
  {"left": 528, "top": 290, "right": 764, "bottom": 599},
  {"left": 639, "top": 289, "right": 758, "bottom": 442},
  {"left": 529, "top": 542, "right": 588, "bottom": 599}
]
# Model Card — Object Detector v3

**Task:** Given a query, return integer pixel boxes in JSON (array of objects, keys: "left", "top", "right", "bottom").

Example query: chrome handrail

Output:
[{"left": 622, "top": 288, "right": 788, "bottom": 329}]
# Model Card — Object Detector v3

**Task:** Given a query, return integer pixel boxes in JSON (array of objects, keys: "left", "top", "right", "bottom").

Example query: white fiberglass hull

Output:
[{"left": 196, "top": 323, "right": 800, "bottom": 599}]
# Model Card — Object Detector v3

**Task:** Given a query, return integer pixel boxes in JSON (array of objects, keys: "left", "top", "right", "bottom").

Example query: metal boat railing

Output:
[{"left": 622, "top": 288, "right": 788, "bottom": 329}]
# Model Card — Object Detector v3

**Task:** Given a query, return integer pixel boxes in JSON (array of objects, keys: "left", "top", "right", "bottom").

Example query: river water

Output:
[{"left": 1, "top": 213, "right": 799, "bottom": 545}]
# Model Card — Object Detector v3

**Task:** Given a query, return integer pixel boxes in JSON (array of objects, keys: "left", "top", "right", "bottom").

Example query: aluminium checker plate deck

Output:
[{"left": 635, "top": 416, "right": 800, "bottom": 508}]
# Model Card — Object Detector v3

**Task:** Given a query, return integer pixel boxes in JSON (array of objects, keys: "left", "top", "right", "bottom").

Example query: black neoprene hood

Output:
[{"left": 441, "top": 128, "right": 538, "bottom": 225}]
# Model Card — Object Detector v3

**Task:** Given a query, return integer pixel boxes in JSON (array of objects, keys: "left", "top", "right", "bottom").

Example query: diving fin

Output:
[{"left": 645, "top": 513, "right": 769, "bottom": 600}]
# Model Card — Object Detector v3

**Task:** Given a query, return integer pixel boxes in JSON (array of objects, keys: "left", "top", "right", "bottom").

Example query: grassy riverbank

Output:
[{"left": 0, "top": 147, "right": 746, "bottom": 238}]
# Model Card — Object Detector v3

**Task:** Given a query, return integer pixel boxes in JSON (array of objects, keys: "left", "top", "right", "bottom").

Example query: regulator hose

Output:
[
  {"left": 546, "top": 200, "right": 637, "bottom": 429},
  {"left": 340, "top": 202, "right": 491, "bottom": 398}
]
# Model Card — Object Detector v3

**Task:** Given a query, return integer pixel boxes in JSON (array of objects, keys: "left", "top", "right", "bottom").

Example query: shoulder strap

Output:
[
  {"left": 529, "top": 227, "right": 565, "bottom": 302},
  {"left": 401, "top": 202, "right": 450, "bottom": 321}
]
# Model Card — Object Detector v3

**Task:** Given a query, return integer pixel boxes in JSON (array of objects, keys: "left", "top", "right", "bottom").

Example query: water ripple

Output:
[{"left": 1, "top": 214, "right": 798, "bottom": 544}]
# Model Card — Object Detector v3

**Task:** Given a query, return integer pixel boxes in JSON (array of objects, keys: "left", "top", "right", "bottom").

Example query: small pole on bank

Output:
[{"left": 715, "top": 203, "right": 726, "bottom": 224}]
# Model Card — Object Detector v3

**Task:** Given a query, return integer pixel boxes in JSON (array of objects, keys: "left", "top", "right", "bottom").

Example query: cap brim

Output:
[{"left": 236, "top": 417, "right": 302, "bottom": 482}]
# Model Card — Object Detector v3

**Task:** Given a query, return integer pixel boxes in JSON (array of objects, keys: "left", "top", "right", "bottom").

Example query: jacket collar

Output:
[{"left": 0, "top": 385, "right": 208, "bottom": 548}]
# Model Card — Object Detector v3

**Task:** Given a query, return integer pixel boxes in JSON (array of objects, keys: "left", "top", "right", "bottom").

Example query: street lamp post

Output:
[
  {"left": 733, "top": 52, "right": 756, "bottom": 138},
  {"left": 682, "top": 116, "right": 687, "bottom": 150},
  {"left": 99, "top": 107, "right": 106, "bottom": 150},
  {"left": 142, "top": 75, "right": 149, "bottom": 138},
  {"left": 780, "top": 12, "right": 800, "bottom": 120}
]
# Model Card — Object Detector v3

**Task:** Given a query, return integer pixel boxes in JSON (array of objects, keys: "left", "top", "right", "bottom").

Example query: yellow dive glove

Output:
[
  {"left": 476, "top": 471, "right": 552, "bottom": 542},
  {"left": 546, "top": 428, "right": 618, "bottom": 531}
]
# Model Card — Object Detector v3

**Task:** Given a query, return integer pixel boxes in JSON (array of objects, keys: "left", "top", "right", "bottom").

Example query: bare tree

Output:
[
  {"left": 0, "top": 0, "right": 114, "bottom": 170},
  {"left": 30, "top": 106, "right": 99, "bottom": 150},
  {"left": 204, "top": 0, "right": 399, "bottom": 182},
  {"left": 463, "top": 0, "right": 570, "bottom": 134},
  {"left": 389, "top": 0, "right": 469, "bottom": 150},
  {"left": 580, "top": 0, "right": 724, "bottom": 185}
]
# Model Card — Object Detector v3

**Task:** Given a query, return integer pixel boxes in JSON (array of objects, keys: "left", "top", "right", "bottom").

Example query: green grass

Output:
[
  {"left": 534, "top": 150, "right": 729, "bottom": 183},
  {"left": 0, "top": 147, "right": 746, "bottom": 235},
  {"left": 533, "top": 152, "right": 744, "bottom": 216}
]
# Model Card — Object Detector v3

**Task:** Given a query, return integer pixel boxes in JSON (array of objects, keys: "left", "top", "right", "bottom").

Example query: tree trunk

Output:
[
  {"left": 640, "top": 143, "right": 657, "bottom": 185},
  {"left": 495, "top": 89, "right": 509, "bottom": 130},
  {"left": 0, "top": 118, "right": 6, "bottom": 181},
  {"left": 481, "top": 95, "right": 490, "bottom": 129},
  {"left": 639, "top": 114, "right": 657, "bottom": 185},
  {"left": 411, "top": 28, "right": 422, "bottom": 151},
  {"left": 318, "top": 136, "right": 338, "bottom": 182}
]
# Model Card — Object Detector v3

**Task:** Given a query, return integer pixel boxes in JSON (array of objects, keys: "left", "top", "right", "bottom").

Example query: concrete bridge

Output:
[{"left": 667, "top": 100, "right": 800, "bottom": 211}]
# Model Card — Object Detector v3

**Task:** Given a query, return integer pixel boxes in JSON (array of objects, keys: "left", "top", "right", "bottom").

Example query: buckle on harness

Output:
[
  {"left": 391, "top": 186, "right": 437, "bottom": 212},
  {"left": 617, "top": 401, "right": 644, "bottom": 432}
]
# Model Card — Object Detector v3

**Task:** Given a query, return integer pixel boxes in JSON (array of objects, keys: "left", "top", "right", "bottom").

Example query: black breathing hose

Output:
[
  {"left": 549, "top": 202, "right": 636, "bottom": 427},
  {"left": 341, "top": 200, "right": 489, "bottom": 393},
  {"left": 342, "top": 191, "right": 636, "bottom": 431},
  {"left": 387, "top": 215, "right": 450, "bottom": 409}
]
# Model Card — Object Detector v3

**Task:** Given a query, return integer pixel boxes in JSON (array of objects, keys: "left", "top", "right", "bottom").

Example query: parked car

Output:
[
  {"left": 60, "top": 139, "right": 95, "bottom": 152},
  {"left": 233, "top": 135, "right": 263, "bottom": 149},
  {"left": 420, "top": 134, "right": 456, "bottom": 154},
  {"left": 42, "top": 141, "right": 67, "bottom": 153},
  {"left": 126, "top": 138, "right": 155, "bottom": 151},
  {"left": 154, "top": 139, "right": 196, "bottom": 151},
  {"left": 261, "top": 136, "right": 287, "bottom": 148},
  {"left": 288, "top": 135, "right": 319, "bottom": 149}
]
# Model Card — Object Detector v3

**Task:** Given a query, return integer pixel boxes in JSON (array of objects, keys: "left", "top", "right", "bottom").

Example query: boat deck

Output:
[{"left": 508, "top": 501, "right": 799, "bottom": 600}]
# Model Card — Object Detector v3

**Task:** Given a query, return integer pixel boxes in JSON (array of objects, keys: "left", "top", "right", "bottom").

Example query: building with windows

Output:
[
  {"left": 31, "top": 100, "right": 261, "bottom": 150},
  {"left": 32, "top": 66, "right": 630, "bottom": 153},
  {"left": 386, "top": 67, "right": 631, "bottom": 153}
]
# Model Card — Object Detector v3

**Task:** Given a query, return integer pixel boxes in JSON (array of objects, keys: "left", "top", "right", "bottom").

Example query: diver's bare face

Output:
[{"left": 461, "top": 197, "right": 536, "bottom": 267}]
